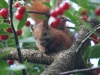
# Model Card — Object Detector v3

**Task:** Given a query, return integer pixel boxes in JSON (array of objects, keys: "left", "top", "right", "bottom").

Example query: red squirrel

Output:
[{"left": 32, "top": 20, "right": 74, "bottom": 54}]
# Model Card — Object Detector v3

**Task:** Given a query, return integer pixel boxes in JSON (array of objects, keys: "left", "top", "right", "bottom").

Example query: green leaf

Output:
[
  {"left": 17, "top": 12, "right": 28, "bottom": 30},
  {"left": 42, "top": 2, "right": 51, "bottom": 8},
  {"left": 98, "top": 59, "right": 100, "bottom": 66},
  {"left": 22, "top": 42, "right": 37, "bottom": 49},
  {"left": 71, "top": 0, "right": 100, "bottom": 10},
  {"left": 27, "top": 63, "right": 45, "bottom": 74},
  {"left": 15, "top": 70, "right": 22, "bottom": 75},
  {"left": 0, "top": 30, "right": 10, "bottom": 35},
  {"left": 78, "top": 8, "right": 86, "bottom": 14},
  {"left": 89, "top": 44, "right": 100, "bottom": 58},
  {"left": 0, "top": 0, "right": 8, "bottom": 8},
  {"left": 7, "top": 71, "right": 17, "bottom": 75},
  {"left": 83, "top": 44, "right": 91, "bottom": 63},
  {"left": 74, "top": 73, "right": 83, "bottom": 75},
  {"left": 0, "top": 23, "right": 11, "bottom": 29},
  {"left": 21, "top": 26, "right": 32, "bottom": 39},
  {"left": 6, "top": 64, "right": 26, "bottom": 71},
  {"left": 0, "top": 42, "right": 4, "bottom": 49},
  {"left": 50, "top": 0, "right": 56, "bottom": 9},
  {"left": 76, "top": 16, "right": 93, "bottom": 31},
  {"left": 0, "top": 60, "right": 8, "bottom": 75},
  {"left": 35, "top": 15, "right": 48, "bottom": 20},
  {"left": 13, "top": 12, "right": 19, "bottom": 31},
  {"left": 0, "top": 50, "right": 10, "bottom": 58},
  {"left": 64, "top": 10, "right": 79, "bottom": 27},
  {"left": 7, "top": 39, "right": 16, "bottom": 47}
]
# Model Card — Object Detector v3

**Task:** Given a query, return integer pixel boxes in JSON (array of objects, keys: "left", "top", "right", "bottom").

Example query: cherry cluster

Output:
[
  {"left": 0, "top": 8, "right": 9, "bottom": 40},
  {"left": 80, "top": 11, "right": 88, "bottom": 21},
  {"left": 80, "top": 6, "right": 100, "bottom": 22},
  {"left": 0, "top": 2, "right": 31, "bottom": 41},
  {"left": 90, "top": 7, "right": 100, "bottom": 45},
  {"left": 79, "top": 7, "right": 100, "bottom": 45},
  {"left": 49, "top": 2, "right": 70, "bottom": 28},
  {"left": 14, "top": 2, "right": 26, "bottom": 20},
  {"left": 91, "top": 30, "right": 100, "bottom": 44}
]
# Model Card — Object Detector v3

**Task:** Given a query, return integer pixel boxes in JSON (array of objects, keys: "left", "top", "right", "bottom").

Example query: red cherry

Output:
[
  {"left": 55, "top": 18, "right": 61, "bottom": 24},
  {"left": 0, "top": 35, "right": 9, "bottom": 40},
  {"left": 95, "top": 7, "right": 100, "bottom": 16},
  {"left": 93, "top": 40, "right": 99, "bottom": 44},
  {"left": 50, "top": 10, "right": 58, "bottom": 18},
  {"left": 0, "top": 8, "right": 8, "bottom": 18},
  {"left": 26, "top": 21, "right": 31, "bottom": 26},
  {"left": 14, "top": 2, "right": 20, "bottom": 8},
  {"left": 81, "top": 15, "right": 87, "bottom": 21},
  {"left": 17, "top": 6, "right": 26, "bottom": 14},
  {"left": 51, "top": 22, "right": 58, "bottom": 28},
  {"left": 15, "top": 12, "right": 24, "bottom": 20},
  {"left": 17, "top": 30, "right": 22, "bottom": 36},
  {"left": 95, "top": 70, "right": 100, "bottom": 74},
  {"left": 81, "top": 11, "right": 87, "bottom": 15},
  {"left": 92, "top": 35, "right": 97, "bottom": 40},
  {"left": 6, "top": 28, "right": 13, "bottom": 33},
  {"left": 51, "top": 18, "right": 61, "bottom": 28},
  {"left": 7, "top": 60, "right": 14, "bottom": 65},
  {"left": 61, "top": 2, "right": 70, "bottom": 11},
  {"left": 92, "top": 35, "right": 99, "bottom": 44},
  {"left": 55, "top": 7, "right": 64, "bottom": 15}
]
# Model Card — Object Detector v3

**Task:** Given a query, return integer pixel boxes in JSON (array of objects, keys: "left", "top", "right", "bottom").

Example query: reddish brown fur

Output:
[
  {"left": 50, "top": 27, "right": 72, "bottom": 50},
  {"left": 33, "top": 20, "right": 74, "bottom": 54}
]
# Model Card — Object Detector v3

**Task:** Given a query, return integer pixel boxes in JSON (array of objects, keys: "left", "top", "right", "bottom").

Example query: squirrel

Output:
[{"left": 32, "top": 20, "right": 74, "bottom": 54}]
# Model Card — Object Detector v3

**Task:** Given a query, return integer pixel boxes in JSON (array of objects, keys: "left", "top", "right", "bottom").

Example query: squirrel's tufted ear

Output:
[{"left": 43, "top": 20, "right": 49, "bottom": 29}]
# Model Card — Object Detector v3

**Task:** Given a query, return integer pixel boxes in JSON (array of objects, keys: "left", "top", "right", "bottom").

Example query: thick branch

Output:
[
  {"left": 1, "top": 48, "right": 54, "bottom": 65},
  {"left": 40, "top": 18, "right": 100, "bottom": 75}
]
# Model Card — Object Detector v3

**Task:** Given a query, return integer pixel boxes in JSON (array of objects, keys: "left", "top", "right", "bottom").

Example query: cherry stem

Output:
[
  {"left": 27, "top": 10, "right": 50, "bottom": 17},
  {"left": 8, "top": 0, "right": 27, "bottom": 75}
]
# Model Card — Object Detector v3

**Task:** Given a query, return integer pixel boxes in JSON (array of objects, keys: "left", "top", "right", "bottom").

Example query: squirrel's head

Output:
[{"left": 32, "top": 20, "right": 54, "bottom": 47}]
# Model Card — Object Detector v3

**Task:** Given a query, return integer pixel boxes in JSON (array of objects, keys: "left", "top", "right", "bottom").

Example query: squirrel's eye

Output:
[{"left": 43, "top": 31, "right": 47, "bottom": 36}]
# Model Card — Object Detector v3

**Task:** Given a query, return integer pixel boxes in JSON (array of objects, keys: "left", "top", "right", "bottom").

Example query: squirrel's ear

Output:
[{"left": 43, "top": 20, "right": 49, "bottom": 29}]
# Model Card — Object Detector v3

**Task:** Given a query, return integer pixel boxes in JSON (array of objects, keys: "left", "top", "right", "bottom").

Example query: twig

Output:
[
  {"left": 8, "top": 0, "right": 27, "bottom": 75},
  {"left": 60, "top": 67, "right": 100, "bottom": 75},
  {"left": 27, "top": 10, "right": 50, "bottom": 17}
]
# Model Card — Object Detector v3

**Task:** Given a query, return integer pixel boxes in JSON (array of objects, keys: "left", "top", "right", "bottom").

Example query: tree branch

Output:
[
  {"left": 1, "top": 48, "right": 54, "bottom": 65},
  {"left": 40, "top": 18, "right": 100, "bottom": 75}
]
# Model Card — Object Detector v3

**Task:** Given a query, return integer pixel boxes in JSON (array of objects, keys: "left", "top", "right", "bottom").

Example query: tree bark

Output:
[{"left": 2, "top": 48, "right": 54, "bottom": 65}]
